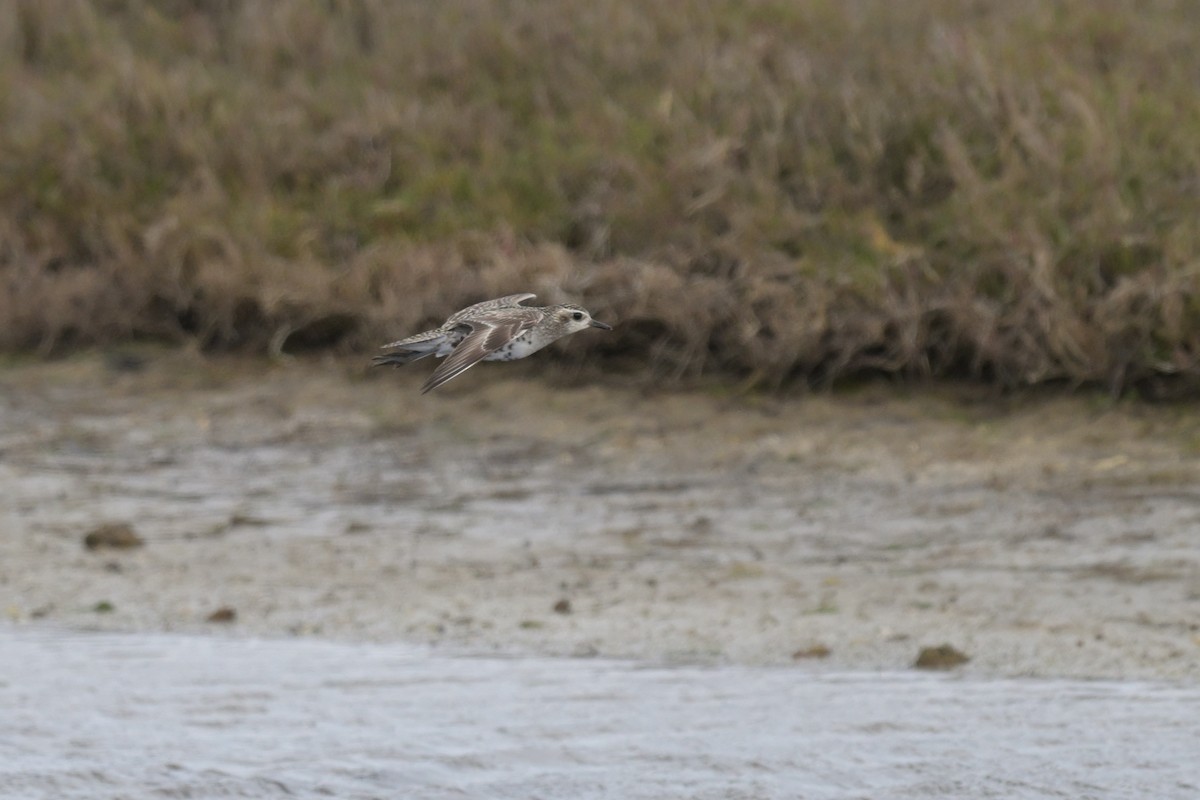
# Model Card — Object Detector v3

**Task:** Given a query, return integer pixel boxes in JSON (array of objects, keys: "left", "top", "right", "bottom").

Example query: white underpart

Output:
[
  {"left": 427, "top": 329, "right": 551, "bottom": 362},
  {"left": 481, "top": 334, "right": 547, "bottom": 361},
  {"left": 433, "top": 336, "right": 462, "bottom": 358}
]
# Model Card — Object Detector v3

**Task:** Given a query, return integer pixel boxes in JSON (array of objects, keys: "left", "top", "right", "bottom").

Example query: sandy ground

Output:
[{"left": 2, "top": 350, "right": 1199, "bottom": 680}]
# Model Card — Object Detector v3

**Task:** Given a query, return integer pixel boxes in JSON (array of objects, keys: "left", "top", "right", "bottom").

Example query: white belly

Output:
[{"left": 481, "top": 335, "right": 549, "bottom": 362}]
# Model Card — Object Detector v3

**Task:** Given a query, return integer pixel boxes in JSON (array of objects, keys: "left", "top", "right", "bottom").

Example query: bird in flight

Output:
[{"left": 372, "top": 293, "right": 612, "bottom": 393}]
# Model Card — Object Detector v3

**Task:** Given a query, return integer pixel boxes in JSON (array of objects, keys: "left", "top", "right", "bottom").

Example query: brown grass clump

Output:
[{"left": 2, "top": 1, "right": 1200, "bottom": 392}]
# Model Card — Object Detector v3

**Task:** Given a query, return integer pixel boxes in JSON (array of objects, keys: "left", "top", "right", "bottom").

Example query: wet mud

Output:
[{"left": 2, "top": 351, "right": 1200, "bottom": 679}]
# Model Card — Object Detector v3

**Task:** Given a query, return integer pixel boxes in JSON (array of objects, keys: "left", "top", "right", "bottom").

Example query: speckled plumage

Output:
[{"left": 372, "top": 293, "right": 612, "bottom": 393}]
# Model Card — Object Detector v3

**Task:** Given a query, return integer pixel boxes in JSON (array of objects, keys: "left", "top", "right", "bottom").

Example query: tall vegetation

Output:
[{"left": 2, "top": 0, "right": 1199, "bottom": 391}]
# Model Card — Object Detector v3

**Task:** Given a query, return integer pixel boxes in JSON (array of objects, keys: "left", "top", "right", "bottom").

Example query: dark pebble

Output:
[
  {"left": 84, "top": 523, "right": 144, "bottom": 551},
  {"left": 914, "top": 644, "right": 970, "bottom": 670}
]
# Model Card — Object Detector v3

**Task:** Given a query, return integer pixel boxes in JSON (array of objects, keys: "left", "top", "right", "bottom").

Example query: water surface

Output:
[{"left": 2, "top": 627, "right": 1197, "bottom": 800}]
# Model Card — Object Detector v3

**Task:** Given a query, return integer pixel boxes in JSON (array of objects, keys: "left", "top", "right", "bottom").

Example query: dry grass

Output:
[{"left": 2, "top": 0, "right": 1200, "bottom": 392}]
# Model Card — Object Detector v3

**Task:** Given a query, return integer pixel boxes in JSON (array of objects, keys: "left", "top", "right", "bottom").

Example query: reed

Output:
[{"left": 2, "top": 0, "right": 1198, "bottom": 392}]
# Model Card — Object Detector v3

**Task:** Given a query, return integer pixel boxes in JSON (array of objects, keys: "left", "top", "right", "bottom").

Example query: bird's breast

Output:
[{"left": 482, "top": 333, "right": 548, "bottom": 362}]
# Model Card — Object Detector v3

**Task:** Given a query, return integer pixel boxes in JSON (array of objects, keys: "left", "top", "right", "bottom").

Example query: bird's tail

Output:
[
  {"left": 371, "top": 351, "right": 432, "bottom": 368},
  {"left": 371, "top": 330, "right": 447, "bottom": 368}
]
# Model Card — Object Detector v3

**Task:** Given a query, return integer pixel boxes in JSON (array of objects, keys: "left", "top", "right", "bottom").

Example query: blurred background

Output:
[
  {"left": 3, "top": 0, "right": 1200, "bottom": 393},
  {"left": 4, "top": 3, "right": 1200, "bottom": 798}
]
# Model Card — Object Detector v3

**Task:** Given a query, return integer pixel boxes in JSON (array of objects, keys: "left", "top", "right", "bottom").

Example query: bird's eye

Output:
[{"left": 571, "top": 312, "right": 584, "bottom": 321}]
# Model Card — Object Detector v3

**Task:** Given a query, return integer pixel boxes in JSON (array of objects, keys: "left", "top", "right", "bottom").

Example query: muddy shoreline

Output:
[{"left": 2, "top": 351, "right": 1199, "bottom": 680}]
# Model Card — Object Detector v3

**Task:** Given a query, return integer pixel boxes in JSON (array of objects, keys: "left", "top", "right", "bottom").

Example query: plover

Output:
[{"left": 372, "top": 293, "right": 612, "bottom": 393}]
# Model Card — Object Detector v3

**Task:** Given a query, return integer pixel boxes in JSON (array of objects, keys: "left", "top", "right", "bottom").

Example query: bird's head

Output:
[{"left": 553, "top": 304, "right": 612, "bottom": 334}]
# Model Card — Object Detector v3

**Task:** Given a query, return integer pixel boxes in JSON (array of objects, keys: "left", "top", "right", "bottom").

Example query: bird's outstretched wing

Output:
[
  {"left": 446, "top": 293, "right": 536, "bottom": 325},
  {"left": 420, "top": 309, "right": 540, "bottom": 394}
]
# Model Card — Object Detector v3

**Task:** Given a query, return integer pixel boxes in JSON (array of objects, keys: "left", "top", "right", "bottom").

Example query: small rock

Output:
[
  {"left": 553, "top": 599, "right": 572, "bottom": 615},
  {"left": 792, "top": 645, "right": 831, "bottom": 660},
  {"left": 84, "top": 523, "right": 144, "bottom": 551},
  {"left": 206, "top": 607, "right": 237, "bottom": 623},
  {"left": 914, "top": 644, "right": 970, "bottom": 670},
  {"left": 229, "top": 513, "right": 270, "bottom": 528}
]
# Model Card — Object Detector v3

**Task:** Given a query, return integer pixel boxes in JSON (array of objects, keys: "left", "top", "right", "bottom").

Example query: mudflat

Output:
[{"left": 2, "top": 352, "right": 1198, "bottom": 680}]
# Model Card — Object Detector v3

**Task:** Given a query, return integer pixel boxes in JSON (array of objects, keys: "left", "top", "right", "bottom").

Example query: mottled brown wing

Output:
[
  {"left": 419, "top": 311, "right": 539, "bottom": 394},
  {"left": 445, "top": 293, "right": 537, "bottom": 325}
]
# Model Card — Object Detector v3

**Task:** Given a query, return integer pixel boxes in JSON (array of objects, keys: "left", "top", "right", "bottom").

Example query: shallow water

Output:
[{"left": 2, "top": 627, "right": 1197, "bottom": 800}]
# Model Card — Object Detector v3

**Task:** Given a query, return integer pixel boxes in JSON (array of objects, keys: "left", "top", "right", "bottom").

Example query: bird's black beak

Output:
[{"left": 589, "top": 320, "right": 613, "bottom": 330}]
